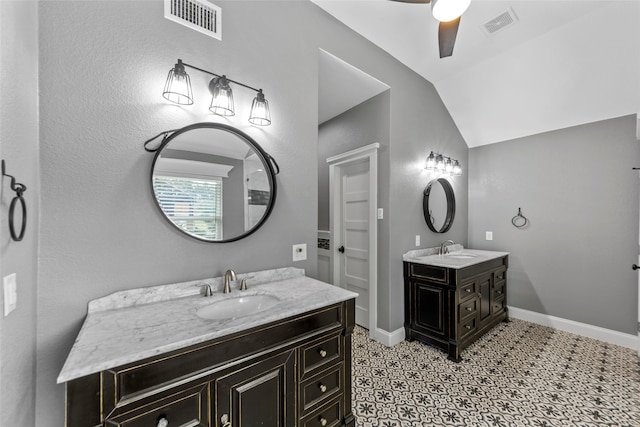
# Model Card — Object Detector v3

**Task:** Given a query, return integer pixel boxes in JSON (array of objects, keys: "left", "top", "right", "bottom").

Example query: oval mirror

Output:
[
  {"left": 423, "top": 178, "right": 455, "bottom": 233},
  {"left": 150, "top": 123, "right": 278, "bottom": 242}
]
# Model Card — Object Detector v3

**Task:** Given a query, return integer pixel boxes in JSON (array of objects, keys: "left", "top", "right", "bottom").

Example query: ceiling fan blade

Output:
[{"left": 438, "top": 17, "right": 460, "bottom": 58}]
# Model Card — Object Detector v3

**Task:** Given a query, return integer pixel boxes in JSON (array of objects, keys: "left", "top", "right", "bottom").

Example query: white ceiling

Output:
[{"left": 313, "top": 0, "right": 640, "bottom": 147}]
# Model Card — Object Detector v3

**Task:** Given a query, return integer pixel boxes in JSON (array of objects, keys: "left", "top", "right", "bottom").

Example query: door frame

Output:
[{"left": 327, "top": 143, "right": 379, "bottom": 342}]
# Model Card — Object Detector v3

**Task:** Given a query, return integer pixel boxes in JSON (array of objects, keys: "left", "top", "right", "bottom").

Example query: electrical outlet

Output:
[
  {"left": 292, "top": 244, "right": 307, "bottom": 262},
  {"left": 377, "top": 208, "right": 384, "bottom": 220},
  {"left": 4, "top": 273, "right": 17, "bottom": 316},
  {"left": 486, "top": 231, "right": 493, "bottom": 241},
  {"left": 415, "top": 235, "right": 421, "bottom": 246}
]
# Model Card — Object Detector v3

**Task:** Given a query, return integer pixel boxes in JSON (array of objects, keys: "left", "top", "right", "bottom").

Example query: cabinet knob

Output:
[
  {"left": 318, "top": 349, "right": 327, "bottom": 358},
  {"left": 157, "top": 416, "right": 169, "bottom": 427},
  {"left": 466, "top": 307, "right": 473, "bottom": 312},
  {"left": 319, "top": 383, "right": 327, "bottom": 393},
  {"left": 496, "top": 290, "right": 503, "bottom": 295},
  {"left": 319, "top": 416, "right": 328, "bottom": 426},
  {"left": 220, "top": 414, "right": 231, "bottom": 427},
  {"left": 465, "top": 325, "right": 472, "bottom": 330},
  {"left": 465, "top": 288, "right": 471, "bottom": 293}
]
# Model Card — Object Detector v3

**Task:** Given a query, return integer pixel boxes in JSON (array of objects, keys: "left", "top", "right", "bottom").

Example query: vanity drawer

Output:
[
  {"left": 459, "top": 298, "right": 477, "bottom": 320},
  {"left": 300, "top": 333, "right": 342, "bottom": 380},
  {"left": 459, "top": 281, "right": 476, "bottom": 301},
  {"left": 409, "top": 263, "right": 448, "bottom": 283},
  {"left": 495, "top": 266, "right": 507, "bottom": 281},
  {"left": 459, "top": 317, "right": 477, "bottom": 340},
  {"left": 493, "top": 298, "right": 506, "bottom": 314},
  {"left": 300, "top": 364, "right": 343, "bottom": 414},
  {"left": 301, "top": 396, "right": 343, "bottom": 427},
  {"left": 104, "top": 382, "right": 207, "bottom": 427}
]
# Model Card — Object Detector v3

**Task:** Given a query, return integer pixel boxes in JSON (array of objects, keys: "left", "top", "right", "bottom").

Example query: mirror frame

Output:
[
  {"left": 150, "top": 122, "right": 278, "bottom": 243},
  {"left": 423, "top": 178, "right": 455, "bottom": 233}
]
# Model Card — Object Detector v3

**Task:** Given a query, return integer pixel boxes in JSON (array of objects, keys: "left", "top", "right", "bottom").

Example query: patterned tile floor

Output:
[{"left": 351, "top": 319, "right": 640, "bottom": 427}]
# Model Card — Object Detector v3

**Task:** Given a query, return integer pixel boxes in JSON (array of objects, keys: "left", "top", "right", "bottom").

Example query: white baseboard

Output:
[
  {"left": 374, "top": 327, "right": 405, "bottom": 347},
  {"left": 508, "top": 306, "right": 638, "bottom": 350}
]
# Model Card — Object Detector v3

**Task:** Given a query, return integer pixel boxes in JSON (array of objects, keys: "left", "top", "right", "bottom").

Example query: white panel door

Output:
[{"left": 339, "top": 160, "right": 370, "bottom": 328}]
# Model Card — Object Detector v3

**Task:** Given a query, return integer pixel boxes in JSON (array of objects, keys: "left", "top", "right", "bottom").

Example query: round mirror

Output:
[
  {"left": 150, "top": 123, "right": 278, "bottom": 242},
  {"left": 423, "top": 178, "right": 455, "bottom": 233}
]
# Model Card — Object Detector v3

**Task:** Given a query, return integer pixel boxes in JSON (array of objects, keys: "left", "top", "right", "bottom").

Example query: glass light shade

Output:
[
  {"left": 249, "top": 90, "right": 271, "bottom": 126},
  {"left": 445, "top": 157, "right": 454, "bottom": 173},
  {"left": 425, "top": 152, "right": 436, "bottom": 170},
  {"left": 452, "top": 160, "right": 462, "bottom": 176},
  {"left": 431, "top": 0, "right": 471, "bottom": 22},
  {"left": 435, "top": 154, "right": 445, "bottom": 171},
  {"left": 163, "top": 60, "right": 193, "bottom": 105},
  {"left": 209, "top": 76, "right": 235, "bottom": 116}
]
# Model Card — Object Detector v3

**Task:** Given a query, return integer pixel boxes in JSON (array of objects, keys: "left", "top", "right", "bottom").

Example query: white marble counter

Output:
[
  {"left": 57, "top": 267, "right": 357, "bottom": 383},
  {"left": 403, "top": 247, "right": 509, "bottom": 269}
]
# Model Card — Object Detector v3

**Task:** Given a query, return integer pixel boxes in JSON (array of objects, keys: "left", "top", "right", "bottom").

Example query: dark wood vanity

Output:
[
  {"left": 64, "top": 299, "right": 355, "bottom": 427},
  {"left": 403, "top": 253, "right": 508, "bottom": 362}
]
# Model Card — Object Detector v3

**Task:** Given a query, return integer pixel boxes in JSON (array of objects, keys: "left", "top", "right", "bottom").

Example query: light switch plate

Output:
[
  {"left": 415, "top": 235, "right": 420, "bottom": 246},
  {"left": 4, "top": 273, "right": 17, "bottom": 316},
  {"left": 292, "top": 244, "right": 307, "bottom": 262},
  {"left": 377, "top": 208, "right": 384, "bottom": 220},
  {"left": 486, "top": 231, "right": 493, "bottom": 241}
]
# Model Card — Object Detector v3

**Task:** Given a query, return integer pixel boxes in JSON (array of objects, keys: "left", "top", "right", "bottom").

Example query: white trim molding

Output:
[
  {"left": 509, "top": 306, "right": 638, "bottom": 350},
  {"left": 375, "top": 327, "right": 405, "bottom": 347}
]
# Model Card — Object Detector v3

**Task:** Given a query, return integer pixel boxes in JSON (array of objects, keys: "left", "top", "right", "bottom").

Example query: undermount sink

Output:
[
  {"left": 446, "top": 253, "right": 478, "bottom": 259},
  {"left": 196, "top": 294, "right": 280, "bottom": 320}
]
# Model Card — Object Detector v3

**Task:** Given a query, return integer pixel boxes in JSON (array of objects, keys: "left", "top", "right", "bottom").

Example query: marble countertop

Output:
[
  {"left": 403, "top": 247, "right": 509, "bottom": 269},
  {"left": 57, "top": 267, "right": 357, "bottom": 383}
]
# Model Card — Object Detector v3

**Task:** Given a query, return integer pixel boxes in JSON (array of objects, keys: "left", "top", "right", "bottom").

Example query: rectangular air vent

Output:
[
  {"left": 481, "top": 7, "right": 519, "bottom": 36},
  {"left": 164, "top": 0, "right": 222, "bottom": 40}
]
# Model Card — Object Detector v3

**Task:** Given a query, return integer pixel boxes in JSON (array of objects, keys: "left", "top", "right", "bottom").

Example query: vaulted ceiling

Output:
[{"left": 313, "top": 0, "right": 640, "bottom": 147}]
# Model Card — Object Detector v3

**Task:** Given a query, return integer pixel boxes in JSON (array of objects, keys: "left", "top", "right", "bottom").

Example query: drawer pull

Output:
[
  {"left": 319, "top": 416, "right": 328, "bottom": 426},
  {"left": 319, "top": 383, "right": 327, "bottom": 393},
  {"left": 465, "top": 288, "right": 471, "bottom": 293},
  {"left": 465, "top": 325, "right": 472, "bottom": 330},
  {"left": 318, "top": 349, "right": 327, "bottom": 358},
  {"left": 496, "top": 290, "right": 503, "bottom": 295},
  {"left": 221, "top": 414, "right": 231, "bottom": 427},
  {"left": 465, "top": 307, "right": 473, "bottom": 312},
  {"left": 157, "top": 416, "right": 169, "bottom": 427}
]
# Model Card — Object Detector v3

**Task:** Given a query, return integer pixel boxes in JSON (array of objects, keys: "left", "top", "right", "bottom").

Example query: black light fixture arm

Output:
[{"left": 180, "top": 60, "right": 262, "bottom": 93}]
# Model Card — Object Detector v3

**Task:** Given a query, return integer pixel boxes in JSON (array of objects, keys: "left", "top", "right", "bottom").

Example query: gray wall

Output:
[
  {"left": 318, "top": 91, "right": 392, "bottom": 329},
  {"left": 35, "top": 1, "right": 467, "bottom": 424},
  {"left": 0, "top": 1, "right": 39, "bottom": 425},
  {"left": 468, "top": 115, "right": 639, "bottom": 335}
]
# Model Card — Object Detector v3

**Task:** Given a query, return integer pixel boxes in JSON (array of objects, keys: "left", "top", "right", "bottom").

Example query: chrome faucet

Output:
[
  {"left": 223, "top": 269, "right": 236, "bottom": 294},
  {"left": 440, "top": 240, "right": 455, "bottom": 255}
]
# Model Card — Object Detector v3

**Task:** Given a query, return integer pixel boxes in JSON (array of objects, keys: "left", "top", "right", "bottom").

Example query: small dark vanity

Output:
[{"left": 403, "top": 249, "right": 509, "bottom": 362}]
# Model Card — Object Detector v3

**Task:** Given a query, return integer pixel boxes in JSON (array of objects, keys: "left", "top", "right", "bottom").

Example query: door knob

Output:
[
  {"left": 633, "top": 264, "right": 639, "bottom": 270},
  {"left": 338, "top": 245, "right": 345, "bottom": 253}
]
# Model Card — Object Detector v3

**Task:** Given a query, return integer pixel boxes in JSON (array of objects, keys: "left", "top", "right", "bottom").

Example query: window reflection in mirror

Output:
[{"left": 150, "top": 123, "right": 276, "bottom": 242}]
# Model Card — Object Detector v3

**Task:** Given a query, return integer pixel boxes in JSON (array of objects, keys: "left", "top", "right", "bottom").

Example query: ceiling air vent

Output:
[
  {"left": 481, "top": 7, "right": 519, "bottom": 36},
  {"left": 164, "top": 0, "right": 222, "bottom": 40}
]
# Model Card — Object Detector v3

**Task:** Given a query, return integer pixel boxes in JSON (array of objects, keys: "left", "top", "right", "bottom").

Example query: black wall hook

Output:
[{"left": 2, "top": 160, "right": 27, "bottom": 242}]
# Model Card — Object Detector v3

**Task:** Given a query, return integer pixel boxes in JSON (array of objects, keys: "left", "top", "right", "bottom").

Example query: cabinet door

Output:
[
  {"left": 412, "top": 281, "right": 448, "bottom": 339},
  {"left": 477, "top": 273, "right": 492, "bottom": 326},
  {"left": 214, "top": 350, "right": 295, "bottom": 427}
]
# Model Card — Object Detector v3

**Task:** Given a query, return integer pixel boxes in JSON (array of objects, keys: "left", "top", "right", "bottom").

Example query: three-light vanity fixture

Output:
[
  {"left": 425, "top": 151, "right": 462, "bottom": 176},
  {"left": 162, "top": 59, "right": 271, "bottom": 126}
]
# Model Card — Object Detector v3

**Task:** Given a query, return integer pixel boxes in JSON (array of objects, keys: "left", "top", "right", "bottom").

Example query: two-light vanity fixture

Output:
[
  {"left": 162, "top": 59, "right": 271, "bottom": 126},
  {"left": 425, "top": 151, "right": 462, "bottom": 176}
]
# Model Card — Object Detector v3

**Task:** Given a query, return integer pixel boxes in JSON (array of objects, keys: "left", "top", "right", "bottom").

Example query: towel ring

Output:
[
  {"left": 511, "top": 208, "right": 528, "bottom": 228},
  {"left": 2, "top": 160, "right": 27, "bottom": 242}
]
